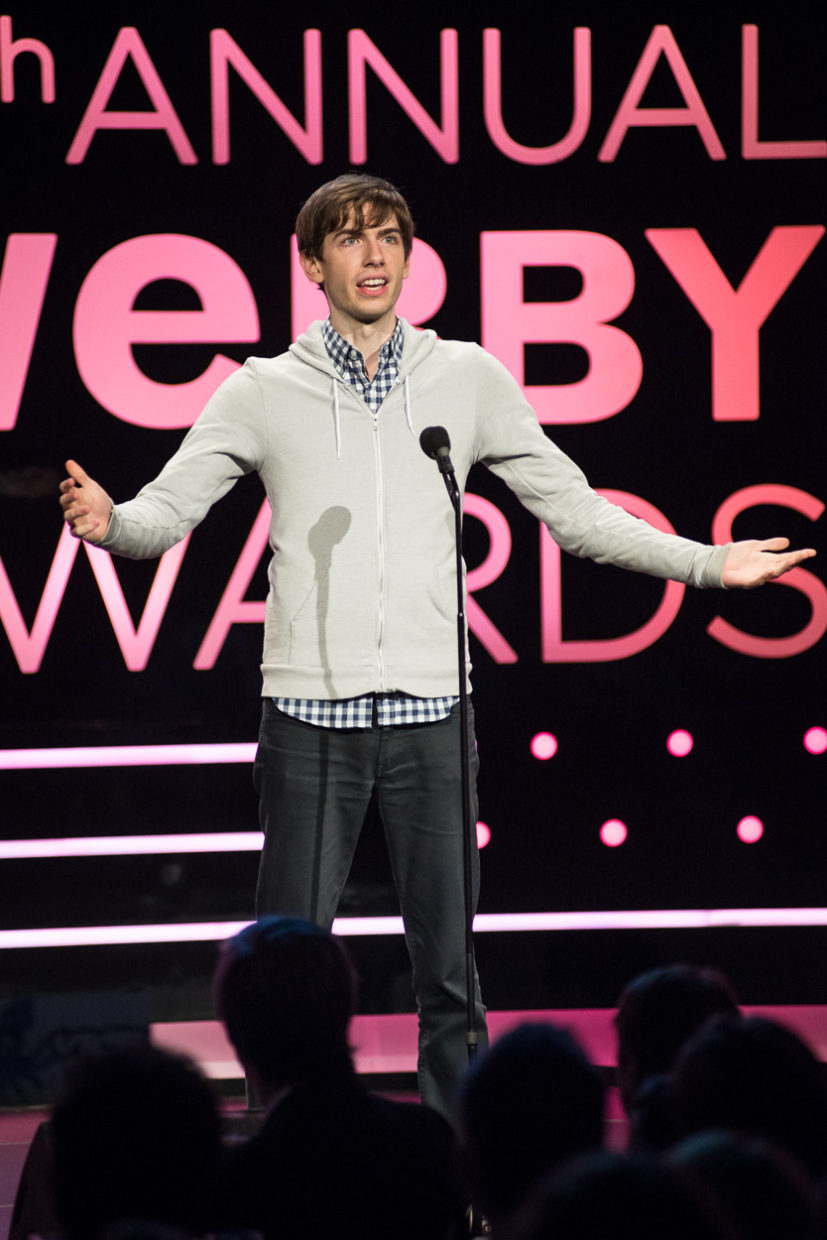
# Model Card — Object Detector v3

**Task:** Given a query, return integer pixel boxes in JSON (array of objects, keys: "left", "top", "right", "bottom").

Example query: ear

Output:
[{"left": 300, "top": 251, "right": 324, "bottom": 286}]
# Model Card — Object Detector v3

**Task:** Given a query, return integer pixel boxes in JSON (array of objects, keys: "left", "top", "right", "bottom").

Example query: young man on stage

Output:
[{"left": 59, "top": 173, "right": 815, "bottom": 1120}]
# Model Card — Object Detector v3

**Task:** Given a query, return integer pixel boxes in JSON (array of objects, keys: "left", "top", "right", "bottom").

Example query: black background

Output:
[{"left": 2, "top": 0, "right": 825, "bottom": 1022}]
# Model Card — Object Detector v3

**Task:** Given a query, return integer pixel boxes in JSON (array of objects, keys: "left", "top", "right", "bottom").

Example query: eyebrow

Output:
[{"left": 332, "top": 225, "right": 402, "bottom": 241}]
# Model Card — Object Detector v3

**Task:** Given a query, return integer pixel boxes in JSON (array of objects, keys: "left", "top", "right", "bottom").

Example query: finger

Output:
[
  {"left": 64, "top": 505, "right": 91, "bottom": 522},
  {"left": 67, "top": 515, "right": 101, "bottom": 540},
  {"left": 776, "top": 548, "right": 816, "bottom": 570},
  {"left": 765, "top": 549, "right": 817, "bottom": 579},
  {"left": 65, "top": 459, "right": 89, "bottom": 486},
  {"left": 756, "top": 537, "right": 791, "bottom": 553},
  {"left": 59, "top": 476, "right": 87, "bottom": 498}
]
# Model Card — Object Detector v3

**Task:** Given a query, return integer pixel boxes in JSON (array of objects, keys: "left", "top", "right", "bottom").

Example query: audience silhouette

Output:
[
  {"left": 16, "top": 951, "right": 827, "bottom": 1240},
  {"left": 615, "top": 964, "right": 740, "bottom": 1113},
  {"left": 50, "top": 1044, "right": 222, "bottom": 1240},
  {"left": 503, "top": 1149, "right": 739, "bottom": 1240},
  {"left": 213, "top": 915, "right": 465, "bottom": 1240},
  {"left": 671, "top": 1013, "right": 827, "bottom": 1181},
  {"left": 614, "top": 963, "right": 741, "bottom": 1152},
  {"left": 669, "top": 1129, "right": 821, "bottom": 1240},
  {"left": 456, "top": 1022, "right": 605, "bottom": 1232}
]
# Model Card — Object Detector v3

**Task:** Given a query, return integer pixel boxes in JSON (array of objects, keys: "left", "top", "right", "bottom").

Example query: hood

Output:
[{"left": 288, "top": 318, "right": 439, "bottom": 459}]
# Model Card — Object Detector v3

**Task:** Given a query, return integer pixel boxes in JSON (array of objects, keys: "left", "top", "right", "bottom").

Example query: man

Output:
[
  {"left": 60, "top": 173, "right": 815, "bottom": 1120},
  {"left": 49, "top": 1045, "right": 223, "bottom": 1240},
  {"left": 456, "top": 1022, "right": 605, "bottom": 1230},
  {"left": 614, "top": 964, "right": 741, "bottom": 1117},
  {"left": 213, "top": 915, "right": 465, "bottom": 1240}
]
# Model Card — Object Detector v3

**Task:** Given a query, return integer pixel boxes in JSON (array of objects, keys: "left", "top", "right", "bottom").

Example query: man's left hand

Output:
[{"left": 722, "top": 538, "right": 817, "bottom": 589}]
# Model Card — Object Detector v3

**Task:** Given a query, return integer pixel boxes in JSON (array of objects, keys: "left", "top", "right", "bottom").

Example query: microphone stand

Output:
[{"left": 434, "top": 461, "right": 479, "bottom": 1069}]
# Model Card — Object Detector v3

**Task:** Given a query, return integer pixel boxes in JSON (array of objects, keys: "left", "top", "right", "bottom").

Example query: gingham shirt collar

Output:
[{"left": 322, "top": 318, "right": 403, "bottom": 413}]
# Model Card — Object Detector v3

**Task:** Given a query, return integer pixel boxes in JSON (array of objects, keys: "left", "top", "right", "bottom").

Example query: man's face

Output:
[{"left": 300, "top": 209, "right": 410, "bottom": 332}]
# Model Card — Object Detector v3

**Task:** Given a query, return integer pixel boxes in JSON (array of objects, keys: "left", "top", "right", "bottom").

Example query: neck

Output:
[{"left": 328, "top": 310, "right": 397, "bottom": 379}]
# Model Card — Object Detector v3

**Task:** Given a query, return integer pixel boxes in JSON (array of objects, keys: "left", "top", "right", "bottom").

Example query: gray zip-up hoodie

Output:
[{"left": 100, "top": 319, "right": 728, "bottom": 699}]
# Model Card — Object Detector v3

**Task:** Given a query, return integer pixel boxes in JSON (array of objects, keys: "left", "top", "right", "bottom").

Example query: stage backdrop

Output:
[{"left": 1, "top": 0, "right": 825, "bottom": 1025}]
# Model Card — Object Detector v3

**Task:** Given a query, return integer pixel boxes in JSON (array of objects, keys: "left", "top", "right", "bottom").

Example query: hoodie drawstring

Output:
[
  {"left": 403, "top": 374, "right": 414, "bottom": 438},
  {"left": 330, "top": 372, "right": 413, "bottom": 459},
  {"left": 332, "top": 379, "right": 342, "bottom": 460}
]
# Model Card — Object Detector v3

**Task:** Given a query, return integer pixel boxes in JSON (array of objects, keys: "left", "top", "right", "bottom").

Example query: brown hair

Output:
[{"left": 296, "top": 173, "right": 415, "bottom": 260}]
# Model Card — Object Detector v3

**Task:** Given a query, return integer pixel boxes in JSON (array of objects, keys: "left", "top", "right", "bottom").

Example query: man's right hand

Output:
[{"left": 59, "top": 459, "right": 113, "bottom": 543}]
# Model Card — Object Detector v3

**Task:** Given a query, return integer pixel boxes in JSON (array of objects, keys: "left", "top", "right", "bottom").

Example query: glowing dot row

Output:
[
  {"left": 477, "top": 816, "right": 765, "bottom": 850},
  {"left": 531, "top": 729, "right": 827, "bottom": 760},
  {"left": 599, "top": 815, "right": 765, "bottom": 848},
  {"left": 488, "top": 729, "right": 826, "bottom": 853}
]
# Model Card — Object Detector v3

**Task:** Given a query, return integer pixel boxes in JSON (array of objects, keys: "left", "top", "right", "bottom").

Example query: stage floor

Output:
[{"left": 149, "top": 1002, "right": 827, "bottom": 1079}]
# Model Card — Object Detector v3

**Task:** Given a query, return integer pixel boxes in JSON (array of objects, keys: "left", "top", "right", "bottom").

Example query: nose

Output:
[{"left": 364, "top": 235, "right": 384, "bottom": 264}]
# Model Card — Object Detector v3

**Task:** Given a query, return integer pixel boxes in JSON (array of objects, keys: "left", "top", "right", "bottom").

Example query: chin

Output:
[{"left": 355, "top": 306, "right": 391, "bottom": 323}]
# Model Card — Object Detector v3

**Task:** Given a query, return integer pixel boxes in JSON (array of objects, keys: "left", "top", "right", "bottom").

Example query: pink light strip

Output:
[
  {"left": 3, "top": 908, "right": 827, "bottom": 949},
  {"left": 0, "top": 743, "right": 257, "bottom": 770},
  {"left": 0, "top": 922, "right": 254, "bottom": 949},
  {"left": 474, "top": 909, "right": 827, "bottom": 931},
  {"left": 0, "top": 833, "right": 264, "bottom": 859}
]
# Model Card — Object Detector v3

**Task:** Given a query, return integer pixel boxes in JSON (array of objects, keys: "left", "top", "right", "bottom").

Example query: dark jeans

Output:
[{"left": 253, "top": 698, "right": 489, "bottom": 1119}]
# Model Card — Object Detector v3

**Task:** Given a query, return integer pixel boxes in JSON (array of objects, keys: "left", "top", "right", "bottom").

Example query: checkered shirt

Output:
[
  {"left": 321, "top": 317, "right": 404, "bottom": 414},
  {"left": 274, "top": 695, "right": 458, "bottom": 729},
  {"left": 274, "top": 318, "right": 458, "bottom": 730}
]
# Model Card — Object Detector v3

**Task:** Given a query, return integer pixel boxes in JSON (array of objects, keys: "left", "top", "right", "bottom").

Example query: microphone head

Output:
[{"left": 420, "top": 425, "right": 451, "bottom": 459}]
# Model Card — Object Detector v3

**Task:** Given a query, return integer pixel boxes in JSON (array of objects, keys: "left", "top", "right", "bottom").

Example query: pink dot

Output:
[
  {"left": 737, "top": 815, "right": 764, "bottom": 844},
  {"left": 476, "top": 821, "right": 491, "bottom": 849},
  {"left": 600, "top": 819, "right": 628, "bottom": 848},
  {"left": 667, "top": 729, "right": 694, "bottom": 757},
  {"left": 804, "top": 727, "right": 827, "bottom": 756},
  {"left": 531, "top": 732, "right": 558, "bottom": 760}
]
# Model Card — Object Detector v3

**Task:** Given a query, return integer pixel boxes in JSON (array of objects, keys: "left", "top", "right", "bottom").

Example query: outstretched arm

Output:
[
  {"left": 59, "top": 459, "right": 113, "bottom": 543},
  {"left": 722, "top": 538, "right": 816, "bottom": 589}
]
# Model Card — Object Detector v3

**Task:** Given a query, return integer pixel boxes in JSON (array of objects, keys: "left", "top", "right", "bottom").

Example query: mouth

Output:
[{"left": 357, "top": 277, "right": 389, "bottom": 294}]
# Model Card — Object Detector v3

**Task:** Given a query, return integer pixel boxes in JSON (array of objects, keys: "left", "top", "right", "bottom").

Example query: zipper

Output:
[{"left": 372, "top": 407, "right": 386, "bottom": 691}]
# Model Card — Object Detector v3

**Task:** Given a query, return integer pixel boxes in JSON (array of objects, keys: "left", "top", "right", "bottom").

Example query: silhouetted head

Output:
[
  {"left": 615, "top": 964, "right": 740, "bottom": 1111},
  {"left": 457, "top": 1022, "right": 605, "bottom": 1227},
  {"left": 672, "top": 1014, "right": 827, "bottom": 1180},
  {"left": 669, "top": 1129, "right": 819, "bottom": 1240},
  {"left": 51, "top": 1045, "right": 221, "bottom": 1240},
  {"left": 505, "top": 1150, "right": 738, "bottom": 1240},
  {"left": 213, "top": 915, "right": 357, "bottom": 1091}
]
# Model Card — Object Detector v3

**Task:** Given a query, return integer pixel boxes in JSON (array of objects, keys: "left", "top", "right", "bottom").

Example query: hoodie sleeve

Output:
[
  {"left": 471, "top": 347, "right": 728, "bottom": 589},
  {"left": 100, "top": 360, "right": 267, "bottom": 560}
]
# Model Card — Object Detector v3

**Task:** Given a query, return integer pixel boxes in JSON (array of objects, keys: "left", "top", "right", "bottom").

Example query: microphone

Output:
[{"left": 420, "top": 426, "right": 454, "bottom": 475}]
